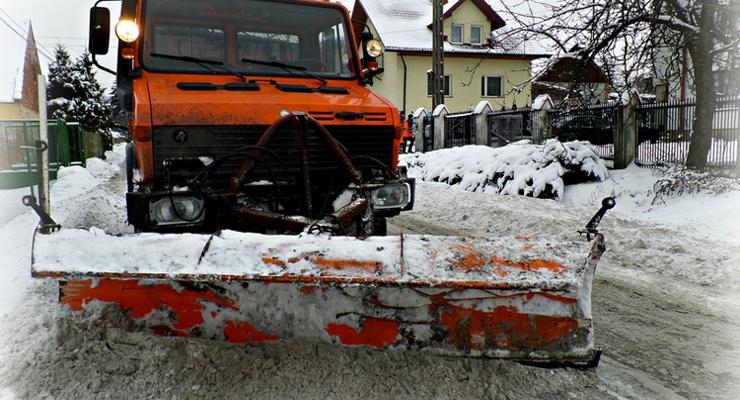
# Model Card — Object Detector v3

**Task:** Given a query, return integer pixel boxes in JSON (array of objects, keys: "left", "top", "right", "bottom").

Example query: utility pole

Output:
[{"left": 432, "top": 0, "right": 445, "bottom": 109}]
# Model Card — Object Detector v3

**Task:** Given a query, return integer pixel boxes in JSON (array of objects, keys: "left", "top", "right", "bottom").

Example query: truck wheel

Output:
[
  {"left": 373, "top": 217, "right": 387, "bottom": 236},
  {"left": 125, "top": 142, "right": 135, "bottom": 193}
]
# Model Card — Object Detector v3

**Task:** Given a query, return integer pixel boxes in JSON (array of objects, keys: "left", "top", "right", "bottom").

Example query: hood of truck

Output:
[{"left": 140, "top": 74, "right": 396, "bottom": 127}]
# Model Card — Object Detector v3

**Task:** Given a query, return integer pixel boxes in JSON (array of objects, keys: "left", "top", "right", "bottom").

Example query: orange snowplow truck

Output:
[
  {"left": 26, "top": 0, "right": 613, "bottom": 369},
  {"left": 90, "top": 0, "right": 412, "bottom": 234}
]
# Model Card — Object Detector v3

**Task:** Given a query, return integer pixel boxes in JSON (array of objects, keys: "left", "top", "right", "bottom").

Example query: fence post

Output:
[
  {"left": 37, "top": 74, "right": 50, "bottom": 214},
  {"left": 410, "top": 108, "right": 427, "bottom": 152},
  {"left": 473, "top": 101, "right": 492, "bottom": 146},
  {"left": 531, "top": 95, "right": 554, "bottom": 143},
  {"left": 614, "top": 91, "right": 641, "bottom": 169},
  {"left": 433, "top": 104, "right": 448, "bottom": 150}
]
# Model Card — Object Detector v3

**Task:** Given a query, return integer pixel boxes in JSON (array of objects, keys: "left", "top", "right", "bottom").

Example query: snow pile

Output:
[{"left": 403, "top": 140, "right": 608, "bottom": 199}]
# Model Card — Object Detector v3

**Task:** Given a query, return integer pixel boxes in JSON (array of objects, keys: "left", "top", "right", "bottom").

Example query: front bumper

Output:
[{"left": 126, "top": 177, "right": 415, "bottom": 233}]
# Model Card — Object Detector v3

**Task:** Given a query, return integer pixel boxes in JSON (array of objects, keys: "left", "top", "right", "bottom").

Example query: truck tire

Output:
[
  {"left": 125, "top": 142, "right": 135, "bottom": 193},
  {"left": 373, "top": 217, "right": 387, "bottom": 236}
]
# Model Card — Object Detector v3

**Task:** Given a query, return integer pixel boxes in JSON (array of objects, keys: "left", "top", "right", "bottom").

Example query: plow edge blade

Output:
[{"left": 32, "top": 229, "right": 606, "bottom": 367}]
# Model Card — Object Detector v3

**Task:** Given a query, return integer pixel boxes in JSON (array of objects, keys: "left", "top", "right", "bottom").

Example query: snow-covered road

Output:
[
  {"left": 0, "top": 146, "right": 738, "bottom": 399},
  {"left": 391, "top": 183, "right": 740, "bottom": 399}
]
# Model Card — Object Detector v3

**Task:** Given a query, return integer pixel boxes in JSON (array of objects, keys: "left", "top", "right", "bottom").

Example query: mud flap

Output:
[{"left": 31, "top": 228, "right": 605, "bottom": 366}]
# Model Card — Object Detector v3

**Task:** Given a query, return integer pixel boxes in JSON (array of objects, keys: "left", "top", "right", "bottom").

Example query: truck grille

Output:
[{"left": 152, "top": 125, "right": 395, "bottom": 188}]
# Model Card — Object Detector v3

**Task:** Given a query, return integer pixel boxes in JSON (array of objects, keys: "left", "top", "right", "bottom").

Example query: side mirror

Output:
[{"left": 89, "top": 7, "right": 111, "bottom": 55}]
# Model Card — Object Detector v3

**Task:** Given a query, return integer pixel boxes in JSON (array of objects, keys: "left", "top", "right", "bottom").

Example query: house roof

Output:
[
  {"left": 350, "top": 0, "right": 548, "bottom": 57},
  {"left": 0, "top": 21, "right": 30, "bottom": 103},
  {"left": 535, "top": 53, "right": 609, "bottom": 83},
  {"left": 429, "top": 0, "right": 506, "bottom": 31}
]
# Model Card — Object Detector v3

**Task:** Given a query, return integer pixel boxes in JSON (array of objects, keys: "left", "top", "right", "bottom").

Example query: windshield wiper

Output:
[
  {"left": 150, "top": 52, "right": 247, "bottom": 82},
  {"left": 240, "top": 57, "right": 327, "bottom": 87}
]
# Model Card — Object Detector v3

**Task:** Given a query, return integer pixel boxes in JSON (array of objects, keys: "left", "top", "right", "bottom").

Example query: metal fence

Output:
[
  {"left": 487, "top": 107, "right": 553, "bottom": 146},
  {"left": 636, "top": 97, "right": 739, "bottom": 167},
  {"left": 548, "top": 102, "right": 622, "bottom": 160},
  {"left": 443, "top": 111, "right": 476, "bottom": 148},
  {"left": 0, "top": 120, "right": 83, "bottom": 225}
]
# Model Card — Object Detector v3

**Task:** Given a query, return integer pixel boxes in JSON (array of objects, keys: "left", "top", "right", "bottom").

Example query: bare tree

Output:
[{"left": 496, "top": 0, "right": 739, "bottom": 170}]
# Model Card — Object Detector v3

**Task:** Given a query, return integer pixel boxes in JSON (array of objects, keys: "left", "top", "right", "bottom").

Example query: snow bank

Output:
[
  {"left": 403, "top": 140, "right": 608, "bottom": 200},
  {"left": 563, "top": 163, "right": 740, "bottom": 243}
]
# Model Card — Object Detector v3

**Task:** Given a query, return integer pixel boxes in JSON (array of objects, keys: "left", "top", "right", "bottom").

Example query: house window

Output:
[
  {"left": 451, "top": 24, "right": 463, "bottom": 44},
  {"left": 471, "top": 26, "right": 483, "bottom": 45},
  {"left": 482, "top": 76, "right": 503, "bottom": 97},
  {"left": 428, "top": 74, "right": 452, "bottom": 96}
]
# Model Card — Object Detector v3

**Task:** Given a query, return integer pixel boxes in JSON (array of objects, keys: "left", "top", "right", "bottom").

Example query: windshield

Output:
[{"left": 142, "top": 0, "right": 356, "bottom": 79}]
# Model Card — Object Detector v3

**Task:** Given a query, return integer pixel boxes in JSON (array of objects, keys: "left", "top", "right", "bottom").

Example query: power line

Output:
[
  {"left": 0, "top": 14, "right": 53, "bottom": 62},
  {"left": 0, "top": 7, "right": 56, "bottom": 61}
]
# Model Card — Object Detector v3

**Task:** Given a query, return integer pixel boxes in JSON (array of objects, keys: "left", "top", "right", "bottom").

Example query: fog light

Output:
[
  {"left": 150, "top": 196, "right": 205, "bottom": 225},
  {"left": 371, "top": 184, "right": 409, "bottom": 210}
]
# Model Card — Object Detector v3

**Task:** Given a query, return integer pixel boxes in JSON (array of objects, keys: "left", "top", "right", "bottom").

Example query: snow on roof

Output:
[
  {"left": 0, "top": 21, "right": 29, "bottom": 103},
  {"left": 352, "top": 0, "right": 548, "bottom": 57}
]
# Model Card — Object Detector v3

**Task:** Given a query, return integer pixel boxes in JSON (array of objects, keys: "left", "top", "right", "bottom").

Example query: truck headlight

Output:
[
  {"left": 150, "top": 196, "right": 205, "bottom": 225},
  {"left": 115, "top": 19, "right": 140, "bottom": 43},
  {"left": 371, "top": 184, "right": 410, "bottom": 210},
  {"left": 365, "top": 39, "right": 384, "bottom": 57}
]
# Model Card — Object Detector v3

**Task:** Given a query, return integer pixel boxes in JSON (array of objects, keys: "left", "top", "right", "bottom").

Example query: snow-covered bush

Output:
[
  {"left": 402, "top": 139, "right": 608, "bottom": 200},
  {"left": 652, "top": 165, "right": 740, "bottom": 205}
]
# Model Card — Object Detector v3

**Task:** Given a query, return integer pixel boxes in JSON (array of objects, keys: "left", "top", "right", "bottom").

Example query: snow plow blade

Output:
[{"left": 31, "top": 229, "right": 605, "bottom": 367}]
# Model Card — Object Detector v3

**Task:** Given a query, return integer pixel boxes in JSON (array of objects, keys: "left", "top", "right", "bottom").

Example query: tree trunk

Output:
[{"left": 685, "top": 1, "right": 717, "bottom": 170}]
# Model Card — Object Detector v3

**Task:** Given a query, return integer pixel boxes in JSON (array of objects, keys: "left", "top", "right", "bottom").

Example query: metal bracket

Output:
[
  {"left": 22, "top": 195, "right": 61, "bottom": 234},
  {"left": 579, "top": 197, "right": 616, "bottom": 241}
]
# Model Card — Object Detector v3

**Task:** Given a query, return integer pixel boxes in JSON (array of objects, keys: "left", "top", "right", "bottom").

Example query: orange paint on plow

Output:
[
  {"left": 224, "top": 321, "right": 279, "bottom": 343},
  {"left": 61, "top": 279, "right": 237, "bottom": 333},
  {"left": 439, "top": 305, "right": 578, "bottom": 350},
  {"left": 326, "top": 318, "right": 400, "bottom": 348}
]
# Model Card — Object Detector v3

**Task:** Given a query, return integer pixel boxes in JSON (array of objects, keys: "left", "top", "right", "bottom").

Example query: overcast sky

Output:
[{"left": 1, "top": 0, "right": 120, "bottom": 88}]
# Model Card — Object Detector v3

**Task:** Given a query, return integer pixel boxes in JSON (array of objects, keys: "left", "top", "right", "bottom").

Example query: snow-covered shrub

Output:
[
  {"left": 402, "top": 139, "right": 608, "bottom": 200},
  {"left": 652, "top": 166, "right": 740, "bottom": 205}
]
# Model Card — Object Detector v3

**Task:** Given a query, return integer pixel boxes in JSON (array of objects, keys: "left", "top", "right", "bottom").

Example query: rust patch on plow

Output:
[
  {"left": 224, "top": 321, "right": 279, "bottom": 343},
  {"left": 299, "top": 286, "right": 316, "bottom": 294},
  {"left": 445, "top": 244, "right": 566, "bottom": 276},
  {"left": 261, "top": 257, "right": 287, "bottom": 268},
  {"left": 448, "top": 244, "right": 487, "bottom": 272},
  {"left": 312, "top": 257, "right": 383, "bottom": 273},
  {"left": 326, "top": 317, "right": 400, "bottom": 348},
  {"left": 438, "top": 304, "right": 579, "bottom": 351},
  {"left": 490, "top": 255, "right": 566, "bottom": 273}
]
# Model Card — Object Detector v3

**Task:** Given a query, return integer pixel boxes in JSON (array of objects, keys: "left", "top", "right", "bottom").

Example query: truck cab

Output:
[{"left": 89, "top": 0, "right": 413, "bottom": 235}]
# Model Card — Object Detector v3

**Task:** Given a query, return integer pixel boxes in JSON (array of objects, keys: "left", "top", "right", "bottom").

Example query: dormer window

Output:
[
  {"left": 471, "top": 25, "right": 483, "bottom": 45},
  {"left": 451, "top": 24, "right": 463, "bottom": 44}
]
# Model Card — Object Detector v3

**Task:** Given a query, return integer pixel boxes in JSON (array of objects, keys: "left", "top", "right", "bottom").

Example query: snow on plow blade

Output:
[{"left": 31, "top": 229, "right": 605, "bottom": 367}]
